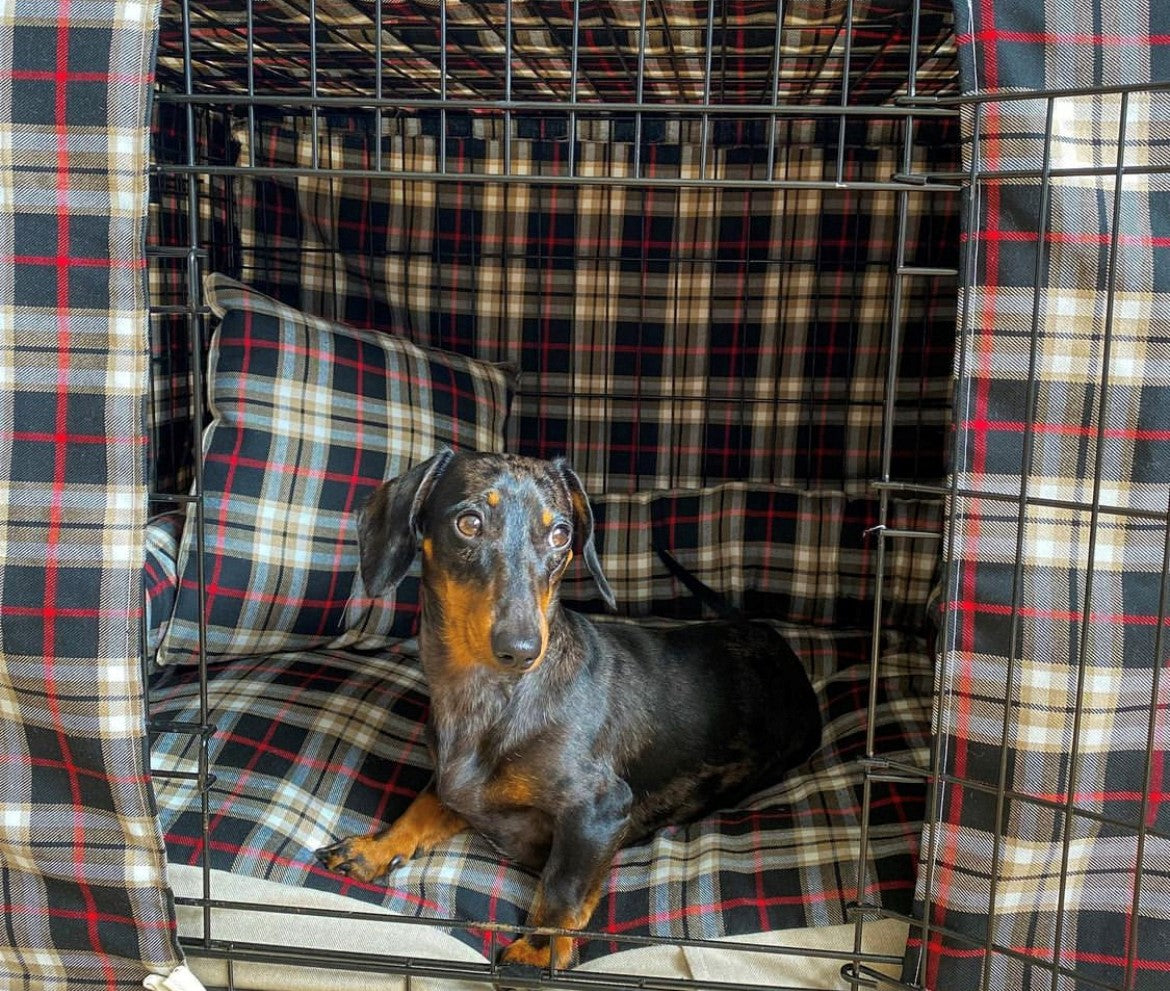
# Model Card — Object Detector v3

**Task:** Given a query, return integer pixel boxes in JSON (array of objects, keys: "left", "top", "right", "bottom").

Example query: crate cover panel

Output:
[
  {"left": 0, "top": 1, "right": 183, "bottom": 989},
  {"left": 908, "top": 3, "right": 1170, "bottom": 990}
]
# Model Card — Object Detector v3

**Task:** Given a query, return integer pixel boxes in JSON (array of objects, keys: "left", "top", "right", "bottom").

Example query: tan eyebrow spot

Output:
[
  {"left": 541, "top": 509, "right": 554, "bottom": 527},
  {"left": 486, "top": 489, "right": 501, "bottom": 508}
]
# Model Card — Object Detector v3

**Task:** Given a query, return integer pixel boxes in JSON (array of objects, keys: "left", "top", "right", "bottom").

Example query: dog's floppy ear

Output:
[
  {"left": 555, "top": 458, "right": 616, "bottom": 612},
  {"left": 357, "top": 449, "right": 454, "bottom": 597}
]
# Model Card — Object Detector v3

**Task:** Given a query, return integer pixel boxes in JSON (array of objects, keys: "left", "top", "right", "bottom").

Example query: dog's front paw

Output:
[
  {"left": 499, "top": 934, "right": 574, "bottom": 972},
  {"left": 314, "top": 835, "right": 407, "bottom": 883}
]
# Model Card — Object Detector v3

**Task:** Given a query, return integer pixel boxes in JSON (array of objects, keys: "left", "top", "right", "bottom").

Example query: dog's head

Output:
[{"left": 354, "top": 450, "right": 615, "bottom": 673}]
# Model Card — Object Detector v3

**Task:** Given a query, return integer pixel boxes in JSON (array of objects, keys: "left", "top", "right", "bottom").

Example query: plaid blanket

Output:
[
  {"left": 906, "top": 4, "right": 1170, "bottom": 991},
  {"left": 0, "top": 2, "right": 183, "bottom": 988},
  {"left": 149, "top": 624, "right": 934, "bottom": 963}
]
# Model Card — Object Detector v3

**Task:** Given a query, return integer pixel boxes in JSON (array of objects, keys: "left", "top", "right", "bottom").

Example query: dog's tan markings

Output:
[
  {"left": 492, "top": 768, "right": 537, "bottom": 807},
  {"left": 430, "top": 569, "right": 495, "bottom": 670},
  {"left": 486, "top": 489, "right": 501, "bottom": 508},
  {"left": 317, "top": 790, "right": 467, "bottom": 883},
  {"left": 501, "top": 880, "right": 604, "bottom": 970},
  {"left": 421, "top": 536, "right": 434, "bottom": 560},
  {"left": 541, "top": 508, "right": 554, "bottom": 528}
]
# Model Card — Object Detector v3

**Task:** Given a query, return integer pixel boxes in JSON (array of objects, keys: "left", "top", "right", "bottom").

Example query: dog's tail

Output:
[{"left": 652, "top": 544, "right": 741, "bottom": 620}]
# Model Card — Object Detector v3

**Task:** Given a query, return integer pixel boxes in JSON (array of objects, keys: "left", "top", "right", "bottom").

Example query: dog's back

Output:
[{"left": 563, "top": 613, "right": 821, "bottom": 840}]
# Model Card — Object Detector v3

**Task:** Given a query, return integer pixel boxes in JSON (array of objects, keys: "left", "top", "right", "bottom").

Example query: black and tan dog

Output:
[{"left": 316, "top": 450, "right": 821, "bottom": 970}]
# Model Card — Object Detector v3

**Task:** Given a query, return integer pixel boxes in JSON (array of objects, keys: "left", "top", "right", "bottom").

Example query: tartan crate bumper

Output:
[{"left": 0, "top": 2, "right": 184, "bottom": 989}]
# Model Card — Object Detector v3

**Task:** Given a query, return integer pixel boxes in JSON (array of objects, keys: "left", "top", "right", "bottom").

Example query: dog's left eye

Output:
[
  {"left": 549, "top": 523, "right": 572, "bottom": 549},
  {"left": 455, "top": 512, "right": 483, "bottom": 538}
]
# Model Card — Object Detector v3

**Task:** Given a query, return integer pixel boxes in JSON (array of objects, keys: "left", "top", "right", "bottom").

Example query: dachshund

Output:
[{"left": 316, "top": 450, "right": 821, "bottom": 971}]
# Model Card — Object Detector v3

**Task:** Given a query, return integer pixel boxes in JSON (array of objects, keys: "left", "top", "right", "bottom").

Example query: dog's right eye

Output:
[{"left": 455, "top": 512, "right": 483, "bottom": 538}]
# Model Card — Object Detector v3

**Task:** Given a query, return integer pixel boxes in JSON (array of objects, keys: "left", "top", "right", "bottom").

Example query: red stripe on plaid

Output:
[
  {"left": 485, "top": 860, "right": 512, "bottom": 959},
  {"left": 202, "top": 452, "right": 384, "bottom": 484},
  {"left": 48, "top": 4, "right": 115, "bottom": 986},
  {"left": 959, "top": 600, "right": 1170, "bottom": 627},
  {"left": 958, "top": 30, "right": 1170, "bottom": 46},
  {"left": 4, "top": 753, "right": 152, "bottom": 787},
  {"left": 930, "top": 0, "right": 1004, "bottom": 974},
  {"left": 204, "top": 307, "right": 256, "bottom": 632},
  {"left": 10, "top": 432, "right": 135, "bottom": 444},
  {"left": 3, "top": 906, "right": 174, "bottom": 930},
  {"left": 975, "top": 231, "right": 1170, "bottom": 249},
  {"left": 3, "top": 606, "right": 144, "bottom": 618},
  {"left": 10, "top": 69, "right": 151, "bottom": 84},
  {"left": 1026, "top": 789, "right": 1170, "bottom": 804},
  {"left": 7, "top": 255, "right": 128, "bottom": 268},
  {"left": 964, "top": 419, "right": 1170, "bottom": 442},
  {"left": 929, "top": 942, "right": 1170, "bottom": 973}
]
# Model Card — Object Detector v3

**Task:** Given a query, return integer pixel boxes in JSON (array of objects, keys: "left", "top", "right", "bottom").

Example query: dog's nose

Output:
[{"left": 491, "top": 628, "right": 542, "bottom": 670}]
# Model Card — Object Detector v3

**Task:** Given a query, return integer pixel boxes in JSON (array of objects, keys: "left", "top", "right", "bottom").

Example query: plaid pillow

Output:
[
  {"left": 144, "top": 512, "right": 184, "bottom": 660},
  {"left": 157, "top": 275, "right": 515, "bottom": 665}
]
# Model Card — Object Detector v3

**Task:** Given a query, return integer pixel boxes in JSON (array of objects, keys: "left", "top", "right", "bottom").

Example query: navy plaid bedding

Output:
[
  {"left": 564, "top": 487, "right": 943, "bottom": 631},
  {"left": 148, "top": 624, "right": 933, "bottom": 962},
  {"left": 137, "top": 1, "right": 958, "bottom": 984}
]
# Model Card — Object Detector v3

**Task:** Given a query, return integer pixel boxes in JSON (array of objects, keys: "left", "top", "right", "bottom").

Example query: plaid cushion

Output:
[
  {"left": 0, "top": 1, "right": 184, "bottom": 987},
  {"left": 145, "top": 513, "right": 184, "bottom": 660},
  {"left": 158, "top": 276, "right": 515, "bottom": 665},
  {"left": 149, "top": 624, "right": 933, "bottom": 962},
  {"left": 906, "top": 5, "right": 1170, "bottom": 991},
  {"left": 562, "top": 487, "right": 943, "bottom": 633}
]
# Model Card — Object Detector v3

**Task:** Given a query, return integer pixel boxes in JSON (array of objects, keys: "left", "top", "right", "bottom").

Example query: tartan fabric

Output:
[
  {"left": 561, "top": 487, "right": 943, "bottom": 633},
  {"left": 155, "top": 0, "right": 958, "bottom": 107},
  {"left": 229, "top": 111, "right": 960, "bottom": 497},
  {"left": 907, "top": 4, "right": 1170, "bottom": 990},
  {"left": 158, "top": 276, "right": 515, "bottom": 665},
  {"left": 145, "top": 512, "right": 184, "bottom": 659},
  {"left": 147, "top": 102, "right": 239, "bottom": 498},
  {"left": 148, "top": 624, "right": 933, "bottom": 963},
  {"left": 0, "top": 1, "right": 183, "bottom": 989}
]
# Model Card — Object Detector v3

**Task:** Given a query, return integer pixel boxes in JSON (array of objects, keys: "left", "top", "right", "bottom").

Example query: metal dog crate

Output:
[
  {"left": 0, "top": 2, "right": 1163, "bottom": 991},
  {"left": 144, "top": 5, "right": 958, "bottom": 987}
]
